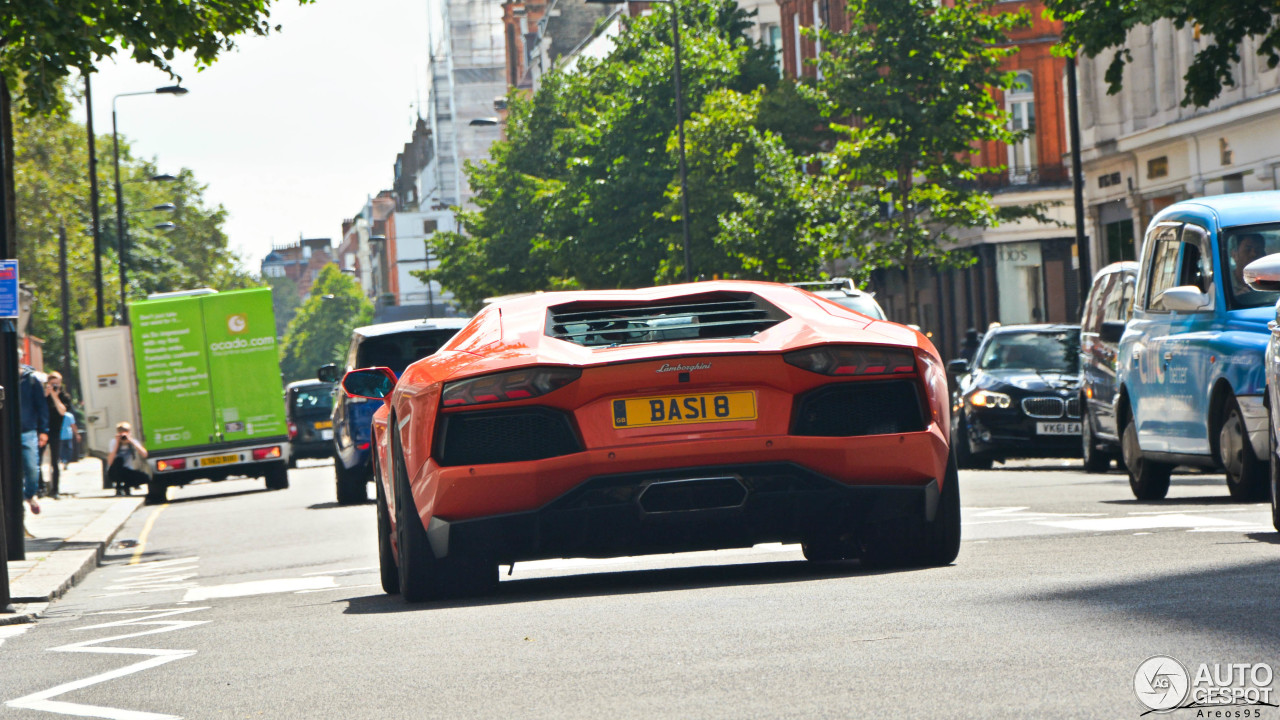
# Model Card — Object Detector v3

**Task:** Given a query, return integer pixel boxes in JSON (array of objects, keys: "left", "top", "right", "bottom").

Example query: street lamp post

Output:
[
  {"left": 586, "top": 0, "right": 692, "bottom": 282},
  {"left": 112, "top": 85, "right": 188, "bottom": 324}
]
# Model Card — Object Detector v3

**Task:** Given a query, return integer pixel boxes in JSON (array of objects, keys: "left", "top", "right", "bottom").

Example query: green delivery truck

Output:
[{"left": 125, "top": 287, "right": 290, "bottom": 503}]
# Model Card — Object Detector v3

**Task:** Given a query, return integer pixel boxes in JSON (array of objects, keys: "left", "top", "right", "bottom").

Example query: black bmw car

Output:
[{"left": 949, "top": 324, "right": 1083, "bottom": 469}]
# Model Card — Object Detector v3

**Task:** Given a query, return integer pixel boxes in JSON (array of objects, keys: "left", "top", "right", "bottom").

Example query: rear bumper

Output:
[
  {"left": 427, "top": 462, "right": 941, "bottom": 563},
  {"left": 964, "top": 410, "right": 1081, "bottom": 459}
]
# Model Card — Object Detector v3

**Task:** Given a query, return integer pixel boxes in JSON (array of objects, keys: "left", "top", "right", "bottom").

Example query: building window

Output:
[
  {"left": 424, "top": 219, "right": 438, "bottom": 234},
  {"left": 793, "top": 13, "right": 802, "bottom": 78},
  {"left": 1007, "top": 71, "right": 1037, "bottom": 184},
  {"left": 763, "top": 24, "right": 783, "bottom": 74},
  {"left": 1147, "top": 156, "right": 1169, "bottom": 179},
  {"left": 812, "top": 1, "right": 823, "bottom": 81}
]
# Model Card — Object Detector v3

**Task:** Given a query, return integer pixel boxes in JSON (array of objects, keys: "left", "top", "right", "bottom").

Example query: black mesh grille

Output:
[
  {"left": 1021, "top": 397, "right": 1065, "bottom": 418},
  {"left": 792, "top": 380, "right": 926, "bottom": 437},
  {"left": 436, "top": 407, "right": 581, "bottom": 467},
  {"left": 547, "top": 291, "right": 788, "bottom": 348},
  {"left": 1066, "top": 396, "right": 1081, "bottom": 418}
]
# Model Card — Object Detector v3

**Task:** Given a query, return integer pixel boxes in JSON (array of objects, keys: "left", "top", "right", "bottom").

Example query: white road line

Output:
[
  {"left": 0, "top": 623, "right": 33, "bottom": 648},
  {"left": 182, "top": 576, "right": 337, "bottom": 601},
  {"left": 5, "top": 607, "right": 210, "bottom": 720},
  {"left": 1035, "top": 514, "right": 1252, "bottom": 532}
]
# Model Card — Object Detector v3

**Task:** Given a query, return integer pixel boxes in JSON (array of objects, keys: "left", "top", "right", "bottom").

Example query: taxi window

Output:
[
  {"left": 1083, "top": 272, "right": 1114, "bottom": 333},
  {"left": 1145, "top": 226, "right": 1182, "bottom": 310},
  {"left": 1223, "top": 223, "right": 1280, "bottom": 308},
  {"left": 290, "top": 387, "right": 333, "bottom": 412}
]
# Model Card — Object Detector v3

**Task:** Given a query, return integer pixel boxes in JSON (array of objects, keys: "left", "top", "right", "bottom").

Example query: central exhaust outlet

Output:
[{"left": 637, "top": 476, "right": 748, "bottom": 514}]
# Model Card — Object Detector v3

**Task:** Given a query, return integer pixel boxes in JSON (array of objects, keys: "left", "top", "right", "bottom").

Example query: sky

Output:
[{"left": 72, "top": 0, "right": 432, "bottom": 273}]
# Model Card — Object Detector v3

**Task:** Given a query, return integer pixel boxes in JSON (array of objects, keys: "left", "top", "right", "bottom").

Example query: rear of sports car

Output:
[{"left": 405, "top": 287, "right": 958, "bottom": 587}]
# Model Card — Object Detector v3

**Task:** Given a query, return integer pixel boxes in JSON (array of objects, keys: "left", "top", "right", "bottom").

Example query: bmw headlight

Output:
[{"left": 968, "top": 390, "right": 1012, "bottom": 409}]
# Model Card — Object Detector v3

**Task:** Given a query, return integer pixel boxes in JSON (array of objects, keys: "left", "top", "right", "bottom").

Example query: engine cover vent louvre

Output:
[{"left": 547, "top": 291, "right": 789, "bottom": 348}]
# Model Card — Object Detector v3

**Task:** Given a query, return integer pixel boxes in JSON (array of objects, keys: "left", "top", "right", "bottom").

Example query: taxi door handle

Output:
[{"left": 1163, "top": 352, "right": 1173, "bottom": 361}]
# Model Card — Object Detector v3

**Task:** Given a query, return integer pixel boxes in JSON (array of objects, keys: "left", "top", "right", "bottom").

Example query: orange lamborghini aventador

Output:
[{"left": 340, "top": 281, "right": 959, "bottom": 601}]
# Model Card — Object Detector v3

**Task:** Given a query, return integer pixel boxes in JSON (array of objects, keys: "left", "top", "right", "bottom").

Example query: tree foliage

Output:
[
  {"left": 12, "top": 89, "right": 254, "bottom": 377},
  {"left": 266, "top": 274, "right": 301, "bottom": 337},
  {"left": 1044, "top": 0, "right": 1280, "bottom": 107},
  {"left": 419, "top": 0, "right": 786, "bottom": 312},
  {"left": 815, "top": 0, "right": 1046, "bottom": 324},
  {"left": 0, "top": 0, "right": 311, "bottom": 112},
  {"left": 278, "top": 264, "right": 373, "bottom": 384}
]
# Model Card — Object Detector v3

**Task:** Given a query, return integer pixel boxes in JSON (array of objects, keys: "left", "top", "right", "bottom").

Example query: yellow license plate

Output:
[
  {"left": 314, "top": 420, "right": 333, "bottom": 429},
  {"left": 198, "top": 454, "right": 241, "bottom": 468},
  {"left": 612, "top": 391, "right": 757, "bottom": 429}
]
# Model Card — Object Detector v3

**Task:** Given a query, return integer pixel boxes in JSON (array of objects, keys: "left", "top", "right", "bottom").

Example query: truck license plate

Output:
[
  {"left": 1036, "top": 422, "right": 1081, "bottom": 436},
  {"left": 321, "top": 429, "right": 333, "bottom": 440},
  {"left": 198, "top": 454, "right": 241, "bottom": 467}
]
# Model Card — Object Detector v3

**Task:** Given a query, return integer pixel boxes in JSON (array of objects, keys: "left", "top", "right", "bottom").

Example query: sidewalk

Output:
[{"left": 1, "top": 457, "right": 144, "bottom": 625}]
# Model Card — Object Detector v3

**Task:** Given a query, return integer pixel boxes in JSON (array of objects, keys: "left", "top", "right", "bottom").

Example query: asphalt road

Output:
[{"left": 3, "top": 458, "right": 1278, "bottom": 719}]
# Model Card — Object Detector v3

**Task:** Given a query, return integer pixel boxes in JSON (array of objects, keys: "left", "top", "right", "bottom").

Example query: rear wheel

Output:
[
  {"left": 264, "top": 462, "right": 289, "bottom": 490},
  {"left": 145, "top": 479, "right": 168, "bottom": 505},
  {"left": 862, "top": 454, "right": 961, "bottom": 568},
  {"left": 1122, "top": 416, "right": 1171, "bottom": 500},
  {"left": 335, "top": 459, "right": 369, "bottom": 505},
  {"left": 1081, "top": 412, "right": 1111, "bottom": 473},
  {"left": 374, "top": 459, "right": 399, "bottom": 595},
  {"left": 1220, "top": 398, "right": 1268, "bottom": 501}
]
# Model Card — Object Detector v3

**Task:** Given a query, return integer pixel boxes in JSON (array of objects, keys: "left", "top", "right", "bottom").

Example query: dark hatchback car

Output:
[
  {"left": 949, "top": 324, "right": 1083, "bottom": 469},
  {"left": 285, "top": 379, "right": 336, "bottom": 465},
  {"left": 1078, "top": 261, "right": 1138, "bottom": 472},
  {"left": 318, "top": 318, "right": 469, "bottom": 504}
]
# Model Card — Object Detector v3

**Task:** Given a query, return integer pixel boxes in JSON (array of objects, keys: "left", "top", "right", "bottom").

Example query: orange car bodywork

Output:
[{"left": 367, "top": 280, "right": 951, "bottom": 561}]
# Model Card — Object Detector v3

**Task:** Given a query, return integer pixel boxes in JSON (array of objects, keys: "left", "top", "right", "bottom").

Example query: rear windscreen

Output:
[
  {"left": 291, "top": 387, "right": 333, "bottom": 412},
  {"left": 356, "top": 329, "right": 460, "bottom": 375}
]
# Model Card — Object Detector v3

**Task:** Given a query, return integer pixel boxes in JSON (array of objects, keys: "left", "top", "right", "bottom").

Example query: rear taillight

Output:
[
  {"left": 441, "top": 367, "right": 581, "bottom": 408},
  {"left": 253, "top": 446, "right": 282, "bottom": 461},
  {"left": 784, "top": 346, "right": 917, "bottom": 376},
  {"left": 287, "top": 422, "right": 298, "bottom": 439},
  {"left": 156, "top": 458, "right": 186, "bottom": 472}
]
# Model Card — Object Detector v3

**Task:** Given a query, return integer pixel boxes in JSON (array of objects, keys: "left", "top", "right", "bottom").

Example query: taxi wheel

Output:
[
  {"left": 374, "top": 464, "right": 399, "bottom": 595},
  {"left": 1081, "top": 414, "right": 1111, "bottom": 473},
  {"left": 1122, "top": 417, "right": 1171, "bottom": 500},
  {"left": 1220, "top": 400, "right": 1268, "bottom": 502},
  {"left": 392, "top": 428, "right": 442, "bottom": 602}
]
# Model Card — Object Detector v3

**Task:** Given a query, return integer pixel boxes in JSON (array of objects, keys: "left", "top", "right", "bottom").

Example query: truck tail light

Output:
[
  {"left": 253, "top": 446, "right": 282, "bottom": 461},
  {"left": 784, "top": 346, "right": 917, "bottom": 376},
  {"left": 156, "top": 458, "right": 186, "bottom": 472},
  {"left": 288, "top": 421, "right": 298, "bottom": 439},
  {"left": 441, "top": 367, "right": 581, "bottom": 408}
]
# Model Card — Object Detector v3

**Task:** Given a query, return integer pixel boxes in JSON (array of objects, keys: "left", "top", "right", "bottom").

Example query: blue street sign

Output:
[{"left": 0, "top": 260, "right": 18, "bottom": 318}]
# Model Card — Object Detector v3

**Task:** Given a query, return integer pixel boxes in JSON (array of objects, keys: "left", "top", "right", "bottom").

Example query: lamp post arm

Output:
[{"left": 671, "top": 0, "right": 692, "bottom": 283}]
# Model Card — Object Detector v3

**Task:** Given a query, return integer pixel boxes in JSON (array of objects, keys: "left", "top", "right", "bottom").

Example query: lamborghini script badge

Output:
[{"left": 656, "top": 362, "right": 711, "bottom": 374}]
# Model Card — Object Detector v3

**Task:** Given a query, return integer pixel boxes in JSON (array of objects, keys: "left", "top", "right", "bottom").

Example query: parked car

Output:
[
  {"left": 341, "top": 281, "right": 959, "bottom": 601},
  {"left": 789, "top": 278, "right": 888, "bottom": 320},
  {"left": 948, "top": 324, "right": 1082, "bottom": 469},
  {"left": 285, "top": 379, "right": 335, "bottom": 465},
  {"left": 318, "top": 318, "right": 469, "bottom": 504},
  {"left": 1116, "top": 192, "right": 1279, "bottom": 501},
  {"left": 1078, "top": 262, "right": 1138, "bottom": 472}
]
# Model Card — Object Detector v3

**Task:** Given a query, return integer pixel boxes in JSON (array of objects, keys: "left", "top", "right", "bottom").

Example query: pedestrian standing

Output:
[
  {"left": 18, "top": 348, "right": 48, "bottom": 515},
  {"left": 106, "top": 422, "right": 149, "bottom": 496},
  {"left": 60, "top": 412, "right": 77, "bottom": 470},
  {"left": 44, "top": 370, "right": 72, "bottom": 498}
]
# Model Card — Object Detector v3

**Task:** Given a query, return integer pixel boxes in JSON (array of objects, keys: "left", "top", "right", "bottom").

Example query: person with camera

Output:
[
  {"left": 44, "top": 370, "right": 73, "bottom": 498},
  {"left": 106, "top": 421, "right": 149, "bottom": 496}
]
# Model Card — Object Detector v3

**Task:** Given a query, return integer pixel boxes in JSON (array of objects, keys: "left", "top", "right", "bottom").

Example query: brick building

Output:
[{"left": 260, "top": 237, "right": 337, "bottom": 299}]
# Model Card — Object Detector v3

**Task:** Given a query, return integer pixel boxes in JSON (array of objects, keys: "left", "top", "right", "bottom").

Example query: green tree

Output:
[
  {"left": 266, "top": 274, "right": 301, "bottom": 337},
  {"left": 1044, "top": 0, "right": 1280, "bottom": 107},
  {"left": 278, "top": 264, "right": 373, "bottom": 383},
  {"left": 418, "top": 0, "right": 779, "bottom": 312},
  {"left": 815, "top": 0, "right": 1046, "bottom": 325}
]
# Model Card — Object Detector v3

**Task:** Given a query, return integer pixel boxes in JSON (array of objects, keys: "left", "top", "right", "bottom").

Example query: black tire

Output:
[
  {"left": 953, "top": 414, "right": 992, "bottom": 471},
  {"left": 801, "top": 535, "right": 854, "bottom": 562},
  {"left": 265, "top": 462, "right": 289, "bottom": 491},
  {"left": 375, "top": 459, "right": 400, "bottom": 595},
  {"left": 1220, "top": 398, "right": 1268, "bottom": 502},
  {"left": 1269, "top": 414, "right": 1280, "bottom": 533},
  {"left": 862, "top": 453, "right": 962, "bottom": 568},
  {"left": 1081, "top": 412, "right": 1111, "bottom": 473},
  {"left": 335, "top": 459, "right": 369, "bottom": 505},
  {"left": 1122, "top": 416, "right": 1171, "bottom": 500},
  {"left": 144, "top": 479, "right": 168, "bottom": 505}
]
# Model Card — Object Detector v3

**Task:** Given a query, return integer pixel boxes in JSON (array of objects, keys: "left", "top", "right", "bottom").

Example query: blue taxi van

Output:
[{"left": 1116, "top": 192, "right": 1280, "bottom": 501}]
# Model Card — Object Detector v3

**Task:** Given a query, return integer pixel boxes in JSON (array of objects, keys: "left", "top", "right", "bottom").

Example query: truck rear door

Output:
[{"left": 202, "top": 288, "right": 288, "bottom": 443}]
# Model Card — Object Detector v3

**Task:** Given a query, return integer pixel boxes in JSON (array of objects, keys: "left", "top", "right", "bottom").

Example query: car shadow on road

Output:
[
  {"left": 1100, "top": 494, "right": 1251, "bottom": 507},
  {"left": 159, "top": 488, "right": 274, "bottom": 505},
  {"left": 307, "top": 500, "right": 373, "bottom": 510},
  {"left": 339, "top": 557, "right": 939, "bottom": 614}
]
